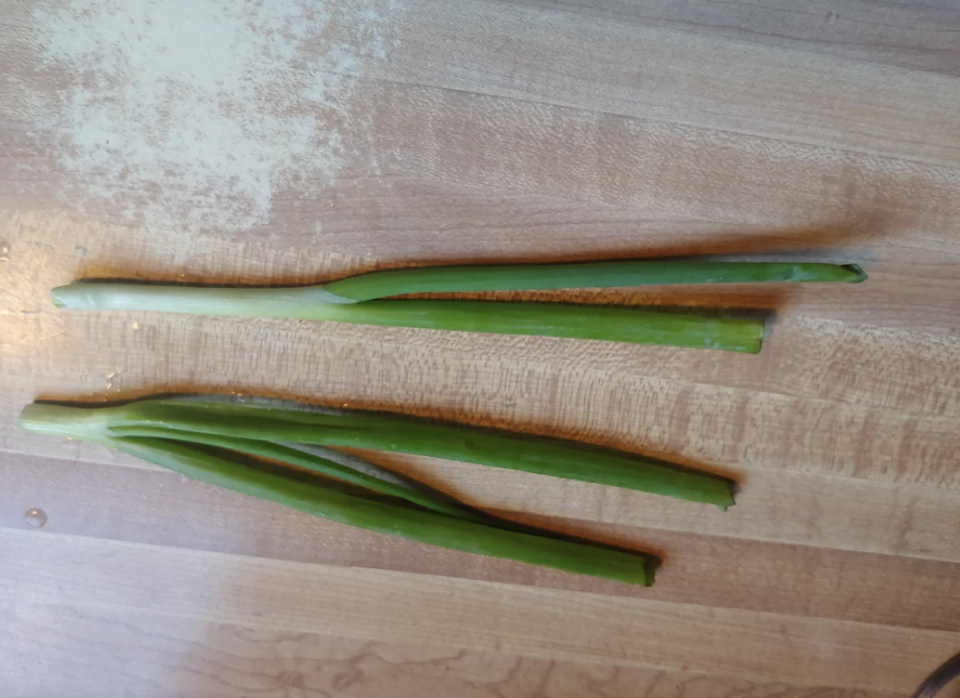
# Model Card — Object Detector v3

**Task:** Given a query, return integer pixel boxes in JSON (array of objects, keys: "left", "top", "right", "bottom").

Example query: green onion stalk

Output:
[
  {"left": 49, "top": 260, "right": 865, "bottom": 353},
  {"left": 18, "top": 395, "right": 736, "bottom": 585},
  {"left": 20, "top": 400, "right": 688, "bottom": 586},
  {"left": 24, "top": 395, "right": 735, "bottom": 506}
]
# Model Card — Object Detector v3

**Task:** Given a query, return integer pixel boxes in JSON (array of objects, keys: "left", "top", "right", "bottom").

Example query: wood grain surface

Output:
[{"left": 2, "top": 0, "right": 960, "bottom": 696}]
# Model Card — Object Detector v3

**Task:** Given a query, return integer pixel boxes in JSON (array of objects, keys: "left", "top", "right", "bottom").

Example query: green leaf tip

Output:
[
  {"left": 841, "top": 264, "right": 868, "bottom": 283},
  {"left": 49, "top": 287, "right": 68, "bottom": 309}
]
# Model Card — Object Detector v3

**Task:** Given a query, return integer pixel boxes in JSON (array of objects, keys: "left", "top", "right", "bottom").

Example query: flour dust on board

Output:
[{"left": 29, "top": 0, "right": 402, "bottom": 234}]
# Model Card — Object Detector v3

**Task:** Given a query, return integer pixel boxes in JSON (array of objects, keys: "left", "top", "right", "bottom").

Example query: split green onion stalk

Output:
[
  {"left": 20, "top": 396, "right": 736, "bottom": 585},
  {"left": 49, "top": 260, "right": 866, "bottom": 353}
]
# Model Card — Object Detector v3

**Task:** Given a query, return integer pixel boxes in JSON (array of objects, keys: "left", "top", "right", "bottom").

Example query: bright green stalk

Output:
[
  {"left": 19, "top": 404, "right": 656, "bottom": 585},
  {"left": 102, "top": 425, "right": 492, "bottom": 524},
  {"left": 23, "top": 398, "right": 735, "bottom": 508},
  {"left": 108, "top": 436, "right": 656, "bottom": 585},
  {"left": 321, "top": 260, "right": 867, "bottom": 301},
  {"left": 50, "top": 283, "right": 764, "bottom": 352}
]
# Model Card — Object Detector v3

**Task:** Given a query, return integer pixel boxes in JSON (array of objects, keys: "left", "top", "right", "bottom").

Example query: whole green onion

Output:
[
  {"left": 50, "top": 285, "right": 763, "bottom": 352},
  {"left": 20, "top": 403, "right": 657, "bottom": 585},
  {"left": 47, "top": 260, "right": 864, "bottom": 352},
  {"left": 21, "top": 396, "right": 735, "bottom": 507}
]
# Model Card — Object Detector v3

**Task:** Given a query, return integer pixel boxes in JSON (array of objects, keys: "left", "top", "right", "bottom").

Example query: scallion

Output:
[
  {"left": 21, "top": 396, "right": 735, "bottom": 507},
  {"left": 20, "top": 401, "right": 658, "bottom": 585},
  {"left": 319, "top": 260, "right": 867, "bottom": 301},
  {"left": 48, "top": 260, "right": 864, "bottom": 352}
]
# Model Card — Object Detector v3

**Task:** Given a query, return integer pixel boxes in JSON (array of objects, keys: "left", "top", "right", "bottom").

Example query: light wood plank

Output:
[
  {"left": 373, "top": 0, "right": 960, "bottom": 166},
  {"left": 2, "top": 529, "right": 956, "bottom": 692},
  {"left": 499, "top": 0, "right": 960, "bottom": 78},
  {"left": 0, "top": 600, "right": 910, "bottom": 698},
  {"left": 348, "top": 84, "right": 960, "bottom": 254}
]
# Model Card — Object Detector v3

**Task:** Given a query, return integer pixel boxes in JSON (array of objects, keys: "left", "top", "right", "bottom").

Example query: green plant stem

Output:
[
  {"left": 106, "top": 436, "right": 656, "bottom": 585},
  {"left": 108, "top": 425, "right": 492, "bottom": 523},
  {"left": 18, "top": 400, "right": 656, "bottom": 585},
  {"left": 21, "top": 400, "right": 735, "bottom": 508},
  {"left": 50, "top": 284, "right": 764, "bottom": 352},
  {"left": 322, "top": 260, "right": 868, "bottom": 301}
]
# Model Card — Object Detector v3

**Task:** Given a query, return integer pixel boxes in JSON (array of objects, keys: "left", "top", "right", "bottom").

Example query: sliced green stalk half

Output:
[
  {"left": 102, "top": 425, "right": 493, "bottom": 524},
  {"left": 50, "top": 284, "right": 764, "bottom": 352},
  {"left": 21, "top": 399, "right": 735, "bottom": 508},
  {"left": 321, "top": 260, "right": 868, "bottom": 301},
  {"left": 117, "top": 437, "right": 655, "bottom": 585}
]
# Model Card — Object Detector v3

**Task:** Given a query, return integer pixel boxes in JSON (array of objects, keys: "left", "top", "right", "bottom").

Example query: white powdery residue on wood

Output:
[{"left": 29, "top": 0, "right": 402, "bottom": 233}]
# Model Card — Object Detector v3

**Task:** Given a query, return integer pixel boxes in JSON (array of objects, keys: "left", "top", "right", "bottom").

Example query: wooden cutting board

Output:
[{"left": 1, "top": 0, "right": 959, "bottom": 695}]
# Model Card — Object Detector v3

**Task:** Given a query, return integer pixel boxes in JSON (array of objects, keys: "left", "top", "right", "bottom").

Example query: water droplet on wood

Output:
[{"left": 24, "top": 508, "right": 48, "bottom": 528}]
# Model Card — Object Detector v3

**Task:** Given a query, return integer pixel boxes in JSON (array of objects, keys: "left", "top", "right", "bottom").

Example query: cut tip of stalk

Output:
[
  {"left": 20, "top": 403, "right": 98, "bottom": 440},
  {"left": 51, "top": 284, "right": 104, "bottom": 310},
  {"left": 841, "top": 264, "right": 868, "bottom": 283},
  {"left": 49, "top": 287, "right": 69, "bottom": 308}
]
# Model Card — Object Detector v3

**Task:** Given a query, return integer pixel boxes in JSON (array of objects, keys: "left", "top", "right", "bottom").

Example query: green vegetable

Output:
[
  {"left": 22, "top": 396, "right": 735, "bottom": 507},
  {"left": 102, "top": 425, "right": 493, "bottom": 524},
  {"left": 20, "top": 402, "right": 657, "bottom": 585},
  {"left": 48, "top": 260, "right": 864, "bottom": 352},
  {"left": 49, "top": 285, "right": 763, "bottom": 352},
  {"left": 319, "top": 260, "right": 868, "bottom": 301}
]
